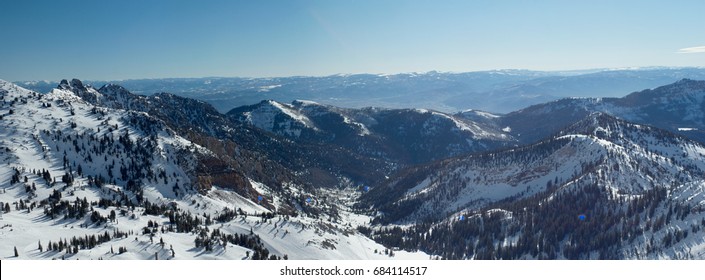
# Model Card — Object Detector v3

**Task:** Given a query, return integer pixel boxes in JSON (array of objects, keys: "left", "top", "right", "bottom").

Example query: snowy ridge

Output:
[
  {"left": 460, "top": 109, "right": 501, "bottom": 119},
  {"left": 429, "top": 111, "right": 509, "bottom": 140}
]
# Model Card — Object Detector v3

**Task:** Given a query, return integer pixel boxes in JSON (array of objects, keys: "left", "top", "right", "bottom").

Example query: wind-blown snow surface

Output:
[
  {"left": 0, "top": 80, "right": 428, "bottom": 260},
  {"left": 0, "top": 200, "right": 427, "bottom": 260}
]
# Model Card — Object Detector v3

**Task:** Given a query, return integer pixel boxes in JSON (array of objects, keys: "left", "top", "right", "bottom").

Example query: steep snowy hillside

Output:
[
  {"left": 1, "top": 80, "right": 206, "bottom": 200},
  {"left": 362, "top": 113, "right": 705, "bottom": 259},
  {"left": 0, "top": 80, "right": 427, "bottom": 260}
]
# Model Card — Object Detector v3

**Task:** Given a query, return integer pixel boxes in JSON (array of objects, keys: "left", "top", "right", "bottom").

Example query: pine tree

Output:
[
  {"left": 38, "top": 240, "right": 43, "bottom": 252},
  {"left": 14, "top": 246, "right": 18, "bottom": 257}
]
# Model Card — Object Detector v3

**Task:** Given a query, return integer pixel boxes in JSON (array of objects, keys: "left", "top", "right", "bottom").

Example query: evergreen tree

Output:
[{"left": 14, "top": 246, "right": 18, "bottom": 257}]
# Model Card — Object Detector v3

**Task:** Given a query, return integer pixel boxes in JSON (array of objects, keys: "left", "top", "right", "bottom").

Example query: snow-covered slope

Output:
[
  {"left": 232, "top": 100, "right": 318, "bottom": 137},
  {"left": 0, "top": 80, "right": 427, "bottom": 260}
]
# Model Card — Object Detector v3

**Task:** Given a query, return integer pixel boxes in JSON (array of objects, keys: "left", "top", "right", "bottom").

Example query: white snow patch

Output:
[
  {"left": 293, "top": 100, "right": 319, "bottom": 106},
  {"left": 342, "top": 115, "right": 370, "bottom": 136},
  {"left": 463, "top": 109, "right": 501, "bottom": 119},
  {"left": 258, "top": 85, "right": 281, "bottom": 92}
]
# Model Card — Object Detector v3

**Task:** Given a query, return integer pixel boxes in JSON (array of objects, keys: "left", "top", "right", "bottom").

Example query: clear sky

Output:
[{"left": 1, "top": 0, "right": 704, "bottom": 81}]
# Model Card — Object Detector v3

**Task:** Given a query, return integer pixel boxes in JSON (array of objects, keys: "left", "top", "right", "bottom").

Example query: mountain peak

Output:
[
  {"left": 291, "top": 99, "right": 321, "bottom": 107},
  {"left": 97, "top": 83, "right": 131, "bottom": 96},
  {"left": 560, "top": 112, "right": 630, "bottom": 137},
  {"left": 658, "top": 78, "right": 705, "bottom": 91},
  {"left": 264, "top": 99, "right": 282, "bottom": 106},
  {"left": 619, "top": 78, "right": 705, "bottom": 107},
  {"left": 676, "top": 78, "right": 699, "bottom": 84},
  {"left": 153, "top": 91, "right": 176, "bottom": 98},
  {"left": 57, "top": 78, "right": 88, "bottom": 92}
]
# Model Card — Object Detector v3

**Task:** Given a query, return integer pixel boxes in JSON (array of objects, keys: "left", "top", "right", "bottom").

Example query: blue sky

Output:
[{"left": 1, "top": 0, "right": 704, "bottom": 81}]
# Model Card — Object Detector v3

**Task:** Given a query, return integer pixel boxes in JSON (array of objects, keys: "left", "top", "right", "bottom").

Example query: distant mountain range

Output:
[{"left": 17, "top": 67, "right": 705, "bottom": 113}]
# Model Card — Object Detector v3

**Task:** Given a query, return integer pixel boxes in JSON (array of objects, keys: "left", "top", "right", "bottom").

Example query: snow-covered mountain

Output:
[
  {"left": 497, "top": 79, "right": 705, "bottom": 144},
  {"left": 0, "top": 80, "right": 428, "bottom": 260},
  {"left": 362, "top": 113, "right": 705, "bottom": 259},
  {"left": 228, "top": 100, "right": 515, "bottom": 164}
]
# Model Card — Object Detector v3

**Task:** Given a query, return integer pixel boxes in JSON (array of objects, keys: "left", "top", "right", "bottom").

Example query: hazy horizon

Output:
[{"left": 9, "top": 66, "right": 705, "bottom": 84}]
